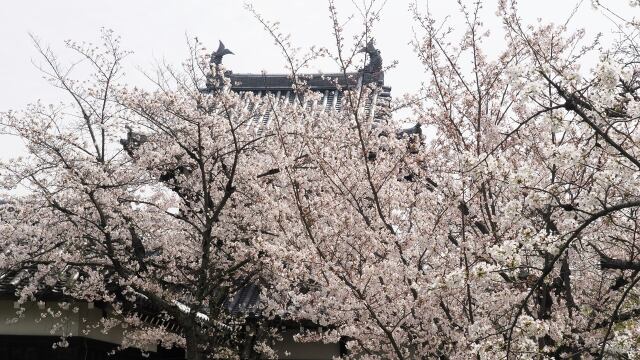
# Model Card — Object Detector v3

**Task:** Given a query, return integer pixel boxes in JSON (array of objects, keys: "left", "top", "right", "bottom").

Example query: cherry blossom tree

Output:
[
  {"left": 1, "top": 0, "right": 640, "bottom": 359},
  {"left": 250, "top": 0, "right": 640, "bottom": 358},
  {"left": 0, "top": 30, "right": 288, "bottom": 359}
]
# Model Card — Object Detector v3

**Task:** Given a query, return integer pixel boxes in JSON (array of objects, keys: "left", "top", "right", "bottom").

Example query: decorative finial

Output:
[
  {"left": 358, "top": 39, "right": 382, "bottom": 74},
  {"left": 120, "top": 126, "right": 148, "bottom": 157},
  {"left": 211, "top": 41, "right": 234, "bottom": 66}
]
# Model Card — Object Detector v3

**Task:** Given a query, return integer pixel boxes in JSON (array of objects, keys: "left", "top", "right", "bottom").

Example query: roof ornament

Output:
[
  {"left": 120, "top": 125, "right": 148, "bottom": 157},
  {"left": 211, "top": 41, "right": 234, "bottom": 66},
  {"left": 358, "top": 39, "right": 382, "bottom": 74}
]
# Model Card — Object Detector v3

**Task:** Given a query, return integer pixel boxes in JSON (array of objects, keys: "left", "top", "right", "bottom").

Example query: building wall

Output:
[
  {"left": 273, "top": 331, "right": 341, "bottom": 359},
  {"left": 0, "top": 300, "right": 120, "bottom": 341},
  {"left": 0, "top": 300, "right": 341, "bottom": 359}
]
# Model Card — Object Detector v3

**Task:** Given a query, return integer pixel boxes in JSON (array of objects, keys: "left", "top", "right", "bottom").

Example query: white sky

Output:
[{"left": 0, "top": 0, "right": 634, "bottom": 158}]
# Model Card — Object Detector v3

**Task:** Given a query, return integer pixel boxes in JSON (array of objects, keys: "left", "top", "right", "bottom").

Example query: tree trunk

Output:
[
  {"left": 238, "top": 320, "right": 264, "bottom": 360},
  {"left": 185, "top": 326, "right": 202, "bottom": 360}
]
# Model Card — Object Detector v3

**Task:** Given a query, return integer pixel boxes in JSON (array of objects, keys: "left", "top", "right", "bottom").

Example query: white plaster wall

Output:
[
  {"left": 0, "top": 300, "right": 124, "bottom": 345},
  {"left": 0, "top": 301, "right": 340, "bottom": 358},
  {"left": 272, "top": 331, "right": 341, "bottom": 359}
]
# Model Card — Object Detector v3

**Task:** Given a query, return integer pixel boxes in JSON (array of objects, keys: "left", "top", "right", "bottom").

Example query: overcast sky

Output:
[{"left": 0, "top": 0, "right": 632, "bottom": 158}]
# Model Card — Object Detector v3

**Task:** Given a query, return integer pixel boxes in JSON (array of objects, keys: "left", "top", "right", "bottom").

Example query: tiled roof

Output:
[
  {"left": 223, "top": 88, "right": 383, "bottom": 137},
  {"left": 0, "top": 266, "right": 79, "bottom": 301},
  {"left": 203, "top": 65, "right": 392, "bottom": 133},
  {"left": 0, "top": 266, "right": 261, "bottom": 318},
  {"left": 224, "top": 283, "right": 260, "bottom": 315},
  {"left": 229, "top": 73, "right": 359, "bottom": 91}
]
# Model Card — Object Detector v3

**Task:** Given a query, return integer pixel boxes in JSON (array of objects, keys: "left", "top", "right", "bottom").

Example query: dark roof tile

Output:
[{"left": 228, "top": 73, "right": 359, "bottom": 92}]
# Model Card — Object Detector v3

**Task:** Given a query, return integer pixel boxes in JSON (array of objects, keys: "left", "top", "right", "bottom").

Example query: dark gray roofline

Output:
[
  {"left": 228, "top": 72, "right": 362, "bottom": 92},
  {"left": 227, "top": 72, "right": 353, "bottom": 77},
  {"left": 206, "top": 69, "right": 387, "bottom": 93}
]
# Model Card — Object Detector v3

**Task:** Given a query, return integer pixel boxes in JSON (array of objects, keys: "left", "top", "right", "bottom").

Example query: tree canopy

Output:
[{"left": 2, "top": 1, "right": 640, "bottom": 359}]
